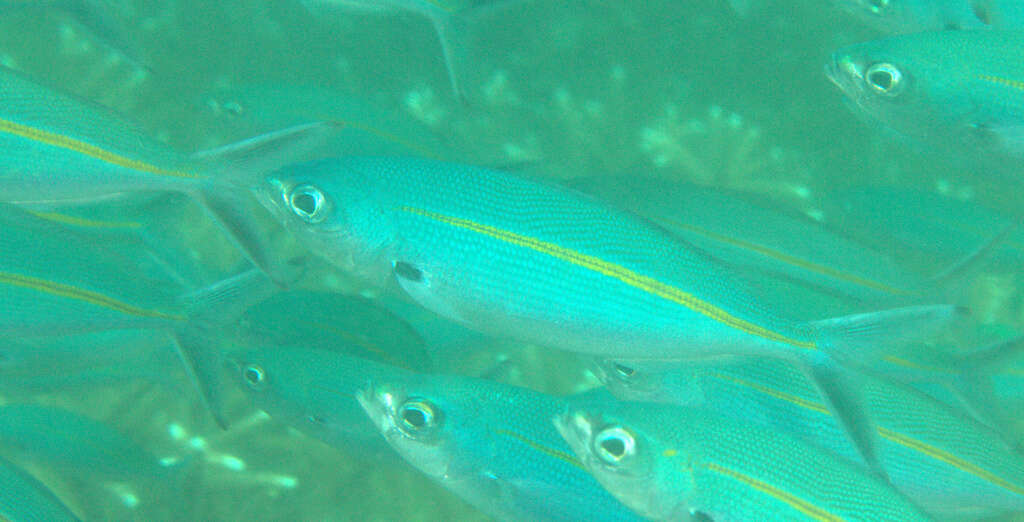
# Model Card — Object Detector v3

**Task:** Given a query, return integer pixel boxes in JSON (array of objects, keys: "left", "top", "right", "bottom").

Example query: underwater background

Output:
[{"left": 3, "top": 1, "right": 1024, "bottom": 520}]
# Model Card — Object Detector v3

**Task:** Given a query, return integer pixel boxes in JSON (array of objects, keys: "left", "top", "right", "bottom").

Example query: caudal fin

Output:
[
  {"left": 190, "top": 122, "right": 340, "bottom": 284},
  {"left": 809, "top": 304, "right": 968, "bottom": 365},
  {"left": 173, "top": 268, "right": 282, "bottom": 428}
]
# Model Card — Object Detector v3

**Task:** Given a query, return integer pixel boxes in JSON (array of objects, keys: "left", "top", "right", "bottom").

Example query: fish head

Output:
[
  {"left": 254, "top": 158, "right": 396, "bottom": 285},
  {"left": 554, "top": 406, "right": 684, "bottom": 520},
  {"left": 826, "top": 39, "right": 941, "bottom": 142},
  {"left": 231, "top": 347, "right": 365, "bottom": 443},
  {"left": 357, "top": 381, "right": 465, "bottom": 480}
]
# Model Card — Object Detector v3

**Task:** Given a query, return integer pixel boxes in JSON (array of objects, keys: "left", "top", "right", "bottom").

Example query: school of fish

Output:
[{"left": 2, "top": 0, "right": 1024, "bottom": 520}]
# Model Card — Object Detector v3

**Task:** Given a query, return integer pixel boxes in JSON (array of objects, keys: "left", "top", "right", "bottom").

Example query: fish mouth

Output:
[
  {"left": 824, "top": 53, "right": 865, "bottom": 97},
  {"left": 356, "top": 384, "right": 395, "bottom": 434}
]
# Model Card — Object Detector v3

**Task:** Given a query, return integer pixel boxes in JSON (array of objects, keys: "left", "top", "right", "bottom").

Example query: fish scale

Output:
[
  {"left": 557, "top": 401, "right": 934, "bottom": 521},
  {"left": 358, "top": 372, "right": 645, "bottom": 522},
  {"left": 267, "top": 156, "right": 812, "bottom": 361},
  {"left": 599, "top": 357, "right": 1024, "bottom": 518}
]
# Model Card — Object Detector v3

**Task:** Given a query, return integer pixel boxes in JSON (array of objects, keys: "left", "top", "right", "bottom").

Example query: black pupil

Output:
[
  {"left": 292, "top": 192, "right": 318, "bottom": 215},
  {"left": 601, "top": 436, "right": 626, "bottom": 458},
  {"left": 244, "top": 367, "right": 263, "bottom": 385},
  {"left": 868, "top": 70, "right": 893, "bottom": 90},
  {"left": 394, "top": 261, "right": 424, "bottom": 282},
  {"left": 402, "top": 406, "right": 428, "bottom": 428}
]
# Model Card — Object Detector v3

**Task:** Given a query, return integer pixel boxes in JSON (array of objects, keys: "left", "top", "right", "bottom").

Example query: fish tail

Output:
[
  {"left": 190, "top": 121, "right": 340, "bottom": 284},
  {"left": 173, "top": 268, "right": 281, "bottom": 429}
]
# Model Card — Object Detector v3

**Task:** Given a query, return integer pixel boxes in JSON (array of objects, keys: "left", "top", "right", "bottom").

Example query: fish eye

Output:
[
  {"left": 287, "top": 185, "right": 329, "bottom": 224},
  {"left": 398, "top": 399, "right": 441, "bottom": 432},
  {"left": 864, "top": 63, "right": 903, "bottom": 96},
  {"left": 594, "top": 426, "right": 636, "bottom": 465},
  {"left": 242, "top": 364, "right": 268, "bottom": 390}
]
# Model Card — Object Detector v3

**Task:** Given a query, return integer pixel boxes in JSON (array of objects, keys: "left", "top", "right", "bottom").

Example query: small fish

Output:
[
  {"left": 201, "top": 82, "right": 456, "bottom": 160},
  {"left": 827, "top": 30, "right": 1024, "bottom": 179},
  {"left": 0, "top": 454, "right": 80, "bottom": 522},
  {"left": 233, "top": 345, "right": 417, "bottom": 459},
  {"left": 302, "top": 0, "right": 479, "bottom": 100},
  {"left": 0, "top": 203, "right": 275, "bottom": 338},
  {"left": 0, "top": 65, "right": 337, "bottom": 279},
  {"left": 240, "top": 291, "right": 433, "bottom": 372},
  {"left": 0, "top": 405, "right": 175, "bottom": 483},
  {"left": 357, "top": 375, "right": 643, "bottom": 521},
  {"left": 595, "top": 358, "right": 1024, "bottom": 518},
  {"left": 256, "top": 155, "right": 965, "bottom": 475},
  {"left": 0, "top": 203, "right": 281, "bottom": 425},
  {"left": 555, "top": 400, "right": 934, "bottom": 521}
]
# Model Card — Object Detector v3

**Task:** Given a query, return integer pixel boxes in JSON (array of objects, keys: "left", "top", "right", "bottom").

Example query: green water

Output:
[{"left": 2, "top": 1, "right": 1023, "bottom": 520}]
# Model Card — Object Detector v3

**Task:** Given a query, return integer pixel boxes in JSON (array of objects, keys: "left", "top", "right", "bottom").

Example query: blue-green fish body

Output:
[
  {"left": 824, "top": 186, "right": 1024, "bottom": 271},
  {"left": 556, "top": 400, "right": 933, "bottom": 521},
  {"left": 259, "top": 156, "right": 959, "bottom": 364},
  {"left": 597, "top": 358, "right": 1024, "bottom": 518},
  {"left": 358, "top": 374, "right": 643, "bottom": 521},
  {"left": 240, "top": 291, "right": 433, "bottom": 372},
  {"left": 0, "top": 66, "right": 199, "bottom": 203},
  {"left": 0, "top": 454, "right": 80, "bottom": 522},
  {"left": 827, "top": 30, "right": 1024, "bottom": 174},
  {"left": 0, "top": 65, "right": 338, "bottom": 278},
  {"left": 571, "top": 175, "right": 924, "bottom": 310},
  {"left": 0, "top": 203, "right": 191, "bottom": 337},
  {"left": 259, "top": 156, "right": 964, "bottom": 474},
  {"left": 0, "top": 405, "right": 175, "bottom": 483},
  {"left": 233, "top": 345, "right": 418, "bottom": 457}
]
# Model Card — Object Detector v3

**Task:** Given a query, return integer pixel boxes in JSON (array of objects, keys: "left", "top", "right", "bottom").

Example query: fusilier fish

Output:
[
  {"left": 827, "top": 30, "right": 1024, "bottom": 179},
  {"left": 256, "top": 155, "right": 964, "bottom": 475},
  {"left": 555, "top": 400, "right": 934, "bottom": 521},
  {"left": 595, "top": 358, "right": 1024, "bottom": 518},
  {"left": 357, "top": 375, "right": 643, "bottom": 521},
  {"left": 0, "top": 65, "right": 335, "bottom": 279}
]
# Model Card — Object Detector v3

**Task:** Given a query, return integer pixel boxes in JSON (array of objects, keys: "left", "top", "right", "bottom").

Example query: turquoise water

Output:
[{"left": 2, "top": 1, "right": 1024, "bottom": 520}]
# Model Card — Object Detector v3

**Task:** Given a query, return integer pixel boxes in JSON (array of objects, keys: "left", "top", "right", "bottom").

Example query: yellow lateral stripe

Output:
[
  {"left": 665, "top": 220, "right": 910, "bottom": 296},
  {"left": 716, "top": 370, "right": 1024, "bottom": 495},
  {"left": 0, "top": 271, "right": 185, "bottom": 320},
  {"left": 494, "top": 429, "right": 585, "bottom": 471},
  {"left": 709, "top": 371, "right": 829, "bottom": 414},
  {"left": 979, "top": 74, "right": 1024, "bottom": 91},
  {"left": 703, "top": 462, "right": 844, "bottom": 522},
  {"left": 876, "top": 427, "right": 1024, "bottom": 496},
  {"left": 0, "top": 117, "right": 200, "bottom": 179},
  {"left": 399, "top": 206, "right": 816, "bottom": 350},
  {"left": 27, "top": 210, "right": 144, "bottom": 230}
]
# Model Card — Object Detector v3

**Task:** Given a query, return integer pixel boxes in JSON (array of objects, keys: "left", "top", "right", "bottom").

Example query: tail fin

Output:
[
  {"left": 426, "top": 10, "right": 469, "bottom": 103},
  {"left": 917, "top": 214, "right": 1024, "bottom": 299},
  {"left": 189, "top": 122, "right": 340, "bottom": 284},
  {"left": 173, "top": 268, "right": 283, "bottom": 428},
  {"left": 809, "top": 304, "right": 968, "bottom": 365},
  {"left": 801, "top": 303, "right": 968, "bottom": 480}
]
